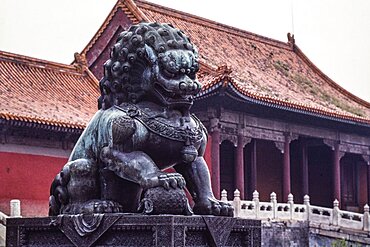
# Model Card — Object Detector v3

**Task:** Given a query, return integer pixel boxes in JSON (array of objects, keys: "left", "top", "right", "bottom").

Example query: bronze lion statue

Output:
[{"left": 49, "top": 22, "right": 232, "bottom": 217}]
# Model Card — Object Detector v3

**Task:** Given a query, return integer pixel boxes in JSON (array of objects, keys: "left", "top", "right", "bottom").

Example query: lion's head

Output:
[{"left": 98, "top": 22, "right": 201, "bottom": 111}]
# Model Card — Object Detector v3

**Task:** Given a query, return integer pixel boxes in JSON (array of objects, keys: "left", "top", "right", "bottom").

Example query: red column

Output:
[
  {"left": 235, "top": 135, "right": 245, "bottom": 199},
  {"left": 301, "top": 142, "right": 309, "bottom": 196},
  {"left": 333, "top": 142, "right": 341, "bottom": 206},
  {"left": 283, "top": 134, "right": 291, "bottom": 201},
  {"left": 211, "top": 128, "right": 220, "bottom": 199},
  {"left": 367, "top": 162, "right": 370, "bottom": 205},
  {"left": 250, "top": 139, "right": 257, "bottom": 195}
]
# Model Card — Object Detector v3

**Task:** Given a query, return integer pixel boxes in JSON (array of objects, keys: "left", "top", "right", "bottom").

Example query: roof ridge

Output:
[
  {"left": 125, "top": 0, "right": 150, "bottom": 21},
  {"left": 293, "top": 44, "right": 370, "bottom": 108},
  {"left": 0, "top": 50, "right": 80, "bottom": 74},
  {"left": 80, "top": 0, "right": 151, "bottom": 58},
  {"left": 79, "top": 1, "right": 124, "bottom": 57},
  {"left": 84, "top": 65, "right": 101, "bottom": 89},
  {"left": 199, "top": 60, "right": 218, "bottom": 74},
  {"left": 136, "top": 0, "right": 292, "bottom": 51},
  {"left": 72, "top": 52, "right": 100, "bottom": 89}
]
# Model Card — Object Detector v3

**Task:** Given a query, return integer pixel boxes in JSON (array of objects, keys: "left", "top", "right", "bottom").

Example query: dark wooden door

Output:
[
  {"left": 341, "top": 161, "right": 357, "bottom": 207},
  {"left": 220, "top": 141, "right": 235, "bottom": 200}
]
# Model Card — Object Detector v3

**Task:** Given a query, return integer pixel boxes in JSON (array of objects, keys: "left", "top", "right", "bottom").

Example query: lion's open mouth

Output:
[{"left": 153, "top": 83, "right": 194, "bottom": 108}]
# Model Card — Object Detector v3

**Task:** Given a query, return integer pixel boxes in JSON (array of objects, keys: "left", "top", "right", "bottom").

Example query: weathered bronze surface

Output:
[{"left": 49, "top": 22, "right": 233, "bottom": 216}]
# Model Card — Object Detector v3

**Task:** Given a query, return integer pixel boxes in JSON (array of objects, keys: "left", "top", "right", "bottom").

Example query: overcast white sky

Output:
[{"left": 1, "top": 0, "right": 369, "bottom": 101}]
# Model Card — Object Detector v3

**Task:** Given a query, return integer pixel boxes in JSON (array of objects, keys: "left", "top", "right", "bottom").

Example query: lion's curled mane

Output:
[{"left": 98, "top": 22, "right": 199, "bottom": 109}]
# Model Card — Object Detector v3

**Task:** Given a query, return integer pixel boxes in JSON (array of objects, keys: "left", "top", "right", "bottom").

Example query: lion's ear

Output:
[{"left": 144, "top": 44, "right": 157, "bottom": 65}]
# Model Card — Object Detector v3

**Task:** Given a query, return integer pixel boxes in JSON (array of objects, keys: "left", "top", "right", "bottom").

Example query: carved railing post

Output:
[
  {"left": 364, "top": 204, "right": 370, "bottom": 232},
  {"left": 304, "top": 195, "right": 310, "bottom": 221},
  {"left": 221, "top": 189, "right": 228, "bottom": 202},
  {"left": 253, "top": 190, "right": 260, "bottom": 219},
  {"left": 270, "top": 192, "right": 277, "bottom": 220},
  {"left": 10, "top": 199, "right": 21, "bottom": 217},
  {"left": 233, "top": 189, "right": 241, "bottom": 217},
  {"left": 332, "top": 199, "right": 339, "bottom": 226},
  {"left": 288, "top": 193, "right": 294, "bottom": 220}
]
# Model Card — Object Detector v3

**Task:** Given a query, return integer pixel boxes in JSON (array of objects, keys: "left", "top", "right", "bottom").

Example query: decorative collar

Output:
[{"left": 114, "top": 103, "right": 203, "bottom": 144}]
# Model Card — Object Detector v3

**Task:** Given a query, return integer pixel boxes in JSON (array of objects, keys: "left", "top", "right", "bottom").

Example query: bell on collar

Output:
[{"left": 181, "top": 138, "right": 198, "bottom": 163}]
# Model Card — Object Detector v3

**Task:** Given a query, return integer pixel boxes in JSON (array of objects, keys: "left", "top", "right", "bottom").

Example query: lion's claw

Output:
[
  {"left": 193, "top": 198, "right": 233, "bottom": 217},
  {"left": 144, "top": 172, "right": 186, "bottom": 190},
  {"left": 158, "top": 173, "right": 185, "bottom": 190}
]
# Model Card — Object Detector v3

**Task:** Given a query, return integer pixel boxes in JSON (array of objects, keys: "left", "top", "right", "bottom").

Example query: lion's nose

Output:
[{"left": 179, "top": 82, "right": 188, "bottom": 91}]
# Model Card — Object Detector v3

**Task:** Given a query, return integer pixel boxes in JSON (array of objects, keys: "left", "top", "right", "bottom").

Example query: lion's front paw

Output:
[
  {"left": 193, "top": 197, "right": 233, "bottom": 217},
  {"left": 138, "top": 186, "right": 192, "bottom": 215},
  {"left": 158, "top": 173, "right": 186, "bottom": 190},
  {"left": 144, "top": 172, "right": 186, "bottom": 190}
]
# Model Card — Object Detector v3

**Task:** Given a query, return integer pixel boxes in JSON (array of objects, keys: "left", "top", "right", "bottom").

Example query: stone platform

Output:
[{"left": 6, "top": 214, "right": 261, "bottom": 247}]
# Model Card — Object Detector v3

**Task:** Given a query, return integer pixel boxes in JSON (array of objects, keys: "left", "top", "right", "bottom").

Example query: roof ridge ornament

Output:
[
  {"left": 73, "top": 52, "right": 88, "bottom": 72},
  {"left": 216, "top": 64, "right": 234, "bottom": 87},
  {"left": 287, "top": 32, "right": 295, "bottom": 49},
  {"left": 216, "top": 64, "right": 232, "bottom": 76}
]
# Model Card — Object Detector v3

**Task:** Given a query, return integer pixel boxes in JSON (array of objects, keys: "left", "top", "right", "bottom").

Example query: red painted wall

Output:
[{"left": 0, "top": 152, "right": 66, "bottom": 216}]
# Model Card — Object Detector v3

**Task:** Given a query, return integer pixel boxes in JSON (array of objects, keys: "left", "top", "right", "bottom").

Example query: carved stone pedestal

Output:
[{"left": 6, "top": 214, "right": 261, "bottom": 247}]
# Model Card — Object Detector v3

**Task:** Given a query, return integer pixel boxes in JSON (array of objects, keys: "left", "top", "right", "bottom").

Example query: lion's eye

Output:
[{"left": 184, "top": 69, "right": 196, "bottom": 79}]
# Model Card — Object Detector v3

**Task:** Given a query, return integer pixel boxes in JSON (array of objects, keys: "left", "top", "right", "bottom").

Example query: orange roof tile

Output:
[
  {"left": 0, "top": 51, "right": 99, "bottom": 130},
  {"left": 81, "top": 0, "right": 370, "bottom": 124}
]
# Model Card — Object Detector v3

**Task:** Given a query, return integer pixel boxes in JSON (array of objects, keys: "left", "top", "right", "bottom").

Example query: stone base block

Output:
[{"left": 6, "top": 214, "right": 261, "bottom": 247}]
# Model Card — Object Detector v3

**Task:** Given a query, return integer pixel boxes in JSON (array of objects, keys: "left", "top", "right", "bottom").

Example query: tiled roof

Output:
[
  {"left": 81, "top": 0, "right": 370, "bottom": 124},
  {"left": 138, "top": 1, "right": 370, "bottom": 120},
  {"left": 0, "top": 51, "right": 99, "bottom": 130}
]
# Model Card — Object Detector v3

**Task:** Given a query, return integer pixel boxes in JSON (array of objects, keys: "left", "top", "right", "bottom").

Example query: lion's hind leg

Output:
[{"left": 49, "top": 158, "right": 104, "bottom": 215}]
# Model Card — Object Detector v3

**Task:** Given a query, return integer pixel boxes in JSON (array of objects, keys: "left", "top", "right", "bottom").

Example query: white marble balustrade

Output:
[{"left": 222, "top": 189, "right": 370, "bottom": 233}]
